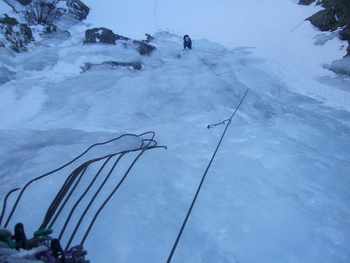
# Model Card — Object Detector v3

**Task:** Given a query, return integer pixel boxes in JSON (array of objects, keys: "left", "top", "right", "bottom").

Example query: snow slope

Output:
[
  {"left": 1, "top": 0, "right": 350, "bottom": 263},
  {"left": 84, "top": 0, "right": 350, "bottom": 110}
]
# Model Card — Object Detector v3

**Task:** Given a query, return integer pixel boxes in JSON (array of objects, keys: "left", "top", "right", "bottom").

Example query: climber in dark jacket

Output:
[{"left": 183, "top": 35, "right": 192, "bottom": 50}]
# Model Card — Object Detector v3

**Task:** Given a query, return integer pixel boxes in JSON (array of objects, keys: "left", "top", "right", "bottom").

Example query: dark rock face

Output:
[
  {"left": 0, "top": 0, "right": 89, "bottom": 51},
  {"left": 0, "top": 15, "right": 33, "bottom": 52},
  {"left": 66, "top": 0, "right": 90, "bottom": 21},
  {"left": 108, "top": 61, "right": 143, "bottom": 70},
  {"left": 299, "top": 0, "right": 350, "bottom": 37},
  {"left": 300, "top": 0, "right": 350, "bottom": 56},
  {"left": 133, "top": 40, "right": 156, "bottom": 56},
  {"left": 325, "top": 56, "right": 350, "bottom": 75},
  {"left": 339, "top": 28, "right": 350, "bottom": 41},
  {"left": 13, "top": 0, "right": 89, "bottom": 23},
  {"left": 0, "top": 66, "right": 15, "bottom": 85},
  {"left": 307, "top": 9, "right": 338, "bottom": 31},
  {"left": 0, "top": 16, "right": 19, "bottom": 26},
  {"left": 298, "top": 0, "right": 315, "bottom": 5},
  {"left": 115, "top": 34, "right": 131, "bottom": 41},
  {"left": 83, "top": 61, "right": 143, "bottom": 71},
  {"left": 15, "top": 0, "right": 32, "bottom": 5},
  {"left": 84, "top": 27, "right": 117, "bottom": 45},
  {"left": 20, "top": 23, "right": 33, "bottom": 40},
  {"left": 84, "top": 27, "right": 156, "bottom": 55},
  {"left": 145, "top": 33, "right": 154, "bottom": 43}
]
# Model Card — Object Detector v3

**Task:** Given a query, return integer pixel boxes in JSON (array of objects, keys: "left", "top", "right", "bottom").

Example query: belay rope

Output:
[
  {"left": 191, "top": 49, "right": 221, "bottom": 77},
  {"left": 167, "top": 49, "right": 250, "bottom": 262}
]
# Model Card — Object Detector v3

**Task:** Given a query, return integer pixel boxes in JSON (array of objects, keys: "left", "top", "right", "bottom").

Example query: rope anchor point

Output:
[{"left": 207, "top": 119, "right": 231, "bottom": 129}]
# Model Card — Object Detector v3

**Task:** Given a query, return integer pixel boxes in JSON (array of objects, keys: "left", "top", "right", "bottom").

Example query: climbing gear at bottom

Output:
[
  {"left": 0, "top": 223, "right": 89, "bottom": 263},
  {"left": 1, "top": 132, "right": 165, "bottom": 262},
  {"left": 0, "top": 228, "right": 15, "bottom": 249}
]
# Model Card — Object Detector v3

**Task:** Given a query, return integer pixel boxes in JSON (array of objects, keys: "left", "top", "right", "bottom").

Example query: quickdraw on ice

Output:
[{"left": 207, "top": 119, "right": 232, "bottom": 129}]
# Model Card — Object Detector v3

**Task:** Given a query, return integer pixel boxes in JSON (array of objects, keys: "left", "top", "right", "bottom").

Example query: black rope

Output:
[
  {"left": 40, "top": 154, "right": 116, "bottom": 230},
  {"left": 191, "top": 49, "right": 243, "bottom": 95},
  {"left": 71, "top": 145, "right": 166, "bottom": 249},
  {"left": 40, "top": 163, "right": 90, "bottom": 230},
  {"left": 78, "top": 148, "right": 151, "bottom": 247},
  {"left": 56, "top": 145, "right": 158, "bottom": 240},
  {"left": 4, "top": 132, "right": 166, "bottom": 250},
  {"left": 166, "top": 88, "right": 249, "bottom": 262},
  {"left": 48, "top": 165, "right": 90, "bottom": 229},
  {"left": 56, "top": 156, "right": 113, "bottom": 241},
  {"left": 2, "top": 132, "right": 156, "bottom": 228},
  {"left": 191, "top": 49, "right": 220, "bottom": 77},
  {"left": 0, "top": 188, "right": 20, "bottom": 226},
  {"left": 64, "top": 153, "right": 125, "bottom": 249},
  {"left": 35, "top": 136, "right": 164, "bottom": 247}
]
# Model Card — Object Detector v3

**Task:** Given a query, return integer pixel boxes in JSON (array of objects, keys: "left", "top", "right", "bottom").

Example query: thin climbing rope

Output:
[
  {"left": 167, "top": 88, "right": 249, "bottom": 262},
  {"left": 167, "top": 48, "right": 250, "bottom": 261},
  {"left": 64, "top": 145, "right": 165, "bottom": 250},
  {"left": 0, "top": 188, "right": 20, "bottom": 226},
  {"left": 191, "top": 49, "right": 220, "bottom": 77}
]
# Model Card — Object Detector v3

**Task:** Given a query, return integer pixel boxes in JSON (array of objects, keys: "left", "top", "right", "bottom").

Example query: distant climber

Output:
[{"left": 183, "top": 35, "right": 192, "bottom": 50}]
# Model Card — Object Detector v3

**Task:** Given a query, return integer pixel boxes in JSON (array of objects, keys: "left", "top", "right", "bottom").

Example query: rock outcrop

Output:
[
  {"left": 83, "top": 27, "right": 156, "bottom": 56},
  {"left": 0, "top": 14, "right": 33, "bottom": 52},
  {"left": 299, "top": 0, "right": 350, "bottom": 74},
  {"left": 65, "top": 0, "right": 90, "bottom": 21},
  {"left": 84, "top": 27, "right": 118, "bottom": 45},
  {"left": 300, "top": 0, "right": 350, "bottom": 56},
  {"left": 133, "top": 40, "right": 156, "bottom": 55},
  {"left": 325, "top": 56, "right": 350, "bottom": 75},
  {"left": 83, "top": 61, "right": 143, "bottom": 71},
  {"left": 0, "top": 0, "right": 89, "bottom": 52},
  {"left": 6, "top": 0, "right": 90, "bottom": 22}
]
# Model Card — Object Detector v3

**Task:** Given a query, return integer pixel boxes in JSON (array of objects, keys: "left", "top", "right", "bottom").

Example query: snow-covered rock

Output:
[
  {"left": 83, "top": 27, "right": 117, "bottom": 45},
  {"left": 5, "top": 0, "right": 89, "bottom": 21},
  {"left": 301, "top": 0, "right": 350, "bottom": 55},
  {"left": 0, "top": 66, "right": 15, "bottom": 84},
  {"left": 325, "top": 56, "right": 350, "bottom": 75},
  {"left": 0, "top": 14, "right": 33, "bottom": 52},
  {"left": 83, "top": 27, "right": 156, "bottom": 56}
]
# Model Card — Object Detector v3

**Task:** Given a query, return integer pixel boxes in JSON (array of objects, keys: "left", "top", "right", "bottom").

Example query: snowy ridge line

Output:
[
  {"left": 0, "top": 131, "right": 161, "bottom": 228},
  {"left": 167, "top": 88, "right": 249, "bottom": 262}
]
